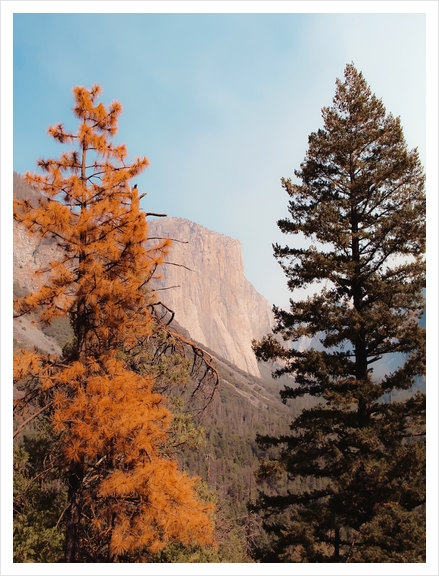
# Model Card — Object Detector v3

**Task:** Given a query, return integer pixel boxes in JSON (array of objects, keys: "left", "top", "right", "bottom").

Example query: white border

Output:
[{"left": 1, "top": 2, "right": 437, "bottom": 575}]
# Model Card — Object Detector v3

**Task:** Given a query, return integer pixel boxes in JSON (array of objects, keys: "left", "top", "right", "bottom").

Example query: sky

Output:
[
  {"left": 7, "top": 4, "right": 436, "bottom": 312},
  {"left": 2, "top": 3, "right": 439, "bottom": 575}
]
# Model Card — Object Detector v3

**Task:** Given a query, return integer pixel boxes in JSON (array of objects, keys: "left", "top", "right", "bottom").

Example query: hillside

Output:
[{"left": 12, "top": 172, "right": 306, "bottom": 560}]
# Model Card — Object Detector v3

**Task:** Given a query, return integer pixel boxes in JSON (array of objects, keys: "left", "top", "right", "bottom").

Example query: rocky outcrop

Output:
[
  {"left": 14, "top": 224, "right": 65, "bottom": 294},
  {"left": 13, "top": 173, "right": 66, "bottom": 294},
  {"left": 147, "top": 218, "right": 274, "bottom": 377},
  {"left": 13, "top": 173, "right": 274, "bottom": 375}
]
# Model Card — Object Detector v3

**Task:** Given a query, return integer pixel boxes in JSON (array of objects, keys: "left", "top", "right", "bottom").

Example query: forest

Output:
[{"left": 13, "top": 65, "right": 426, "bottom": 564}]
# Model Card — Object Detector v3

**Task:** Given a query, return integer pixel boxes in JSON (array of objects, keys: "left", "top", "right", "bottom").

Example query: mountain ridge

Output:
[
  {"left": 147, "top": 216, "right": 274, "bottom": 377},
  {"left": 13, "top": 174, "right": 275, "bottom": 378}
]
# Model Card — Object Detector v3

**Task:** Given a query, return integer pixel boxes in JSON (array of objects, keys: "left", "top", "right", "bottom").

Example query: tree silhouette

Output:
[
  {"left": 14, "top": 85, "right": 217, "bottom": 562},
  {"left": 252, "top": 64, "right": 426, "bottom": 562}
]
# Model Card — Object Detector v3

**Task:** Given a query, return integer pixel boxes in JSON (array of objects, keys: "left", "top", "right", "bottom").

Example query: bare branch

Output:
[
  {"left": 148, "top": 236, "right": 189, "bottom": 244},
  {"left": 154, "top": 285, "right": 181, "bottom": 292},
  {"left": 14, "top": 400, "right": 55, "bottom": 439},
  {"left": 162, "top": 261, "right": 194, "bottom": 272}
]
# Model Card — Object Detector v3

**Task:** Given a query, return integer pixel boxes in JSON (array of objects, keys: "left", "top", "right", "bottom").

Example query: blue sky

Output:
[
  {"left": 8, "top": 6, "right": 434, "bottom": 311},
  {"left": 2, "top": 4, "right": 438, "bottom": 575}
]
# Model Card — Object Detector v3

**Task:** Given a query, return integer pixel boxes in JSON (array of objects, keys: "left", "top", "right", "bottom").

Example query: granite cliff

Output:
[
  {"left": 13, "top": 172, "right": 64, "bottom": 281},
  {"left": 13, "top": 174, "right": 274, "bottom": 376},
  {"left": 148, "top": 218, "right": 274, "bottom": 377}
]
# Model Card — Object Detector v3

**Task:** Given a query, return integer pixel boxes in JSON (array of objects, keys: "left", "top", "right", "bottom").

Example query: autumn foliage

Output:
[{"left": 13, "top": 85, "right": 215, "bottom": 562}]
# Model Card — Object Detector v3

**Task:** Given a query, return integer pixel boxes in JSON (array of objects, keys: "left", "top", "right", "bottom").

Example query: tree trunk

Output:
[
  {"left": 64, "top": 462, "right": 84, "bottom": 562},
  {"left": 334, "top": 527, "right": 340, "bottom": 562},
  {"left": 351, "top": 202, "right": 370, "bottom": 428}
]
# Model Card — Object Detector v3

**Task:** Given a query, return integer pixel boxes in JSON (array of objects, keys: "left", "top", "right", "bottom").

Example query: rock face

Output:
[
  {"left": 14, "top": 224, "right": 65, "bottom": 294},
  {"left": 13, "top": 173, "right": 274, "bottom": 376},
  {"left": 147, "top": 217, "right": 274, "bottom": 377},
  {"left": 13, "top": 173, "right": 66, "bottom": 294}
]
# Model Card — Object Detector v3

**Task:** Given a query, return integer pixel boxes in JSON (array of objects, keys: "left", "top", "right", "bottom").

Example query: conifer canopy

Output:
[{"left": 252, "top": 64, "right": 426, "bottom": 563}]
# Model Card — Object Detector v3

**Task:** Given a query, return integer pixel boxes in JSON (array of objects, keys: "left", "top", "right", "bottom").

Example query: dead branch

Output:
[
  {"left": 164, "top": 327, "right": 220, "bottom": 413},
  {"left": 14, "top": 400, "right": 55, "bottom": 439},
  {"left": 55, "top": 502, "right": 70, "bottom": 530},
  {"left": 162, "top": 261, "right": 194, "bottom": 272},
  {"left": 148, "top": 301, "right": 175, "bottom": 325},
  {"left": 154, "top": 285, "right": 181, "bottom": 292},
  {"left": 142, "top": 303, "right": 220, "bottom": 416},
  {"left": 147, "top": 236, "right": 189, "bottom": 244}
]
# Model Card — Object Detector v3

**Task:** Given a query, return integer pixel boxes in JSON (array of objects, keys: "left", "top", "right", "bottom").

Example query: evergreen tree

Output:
[
  {"left": 252, "top": 64, "right": 426, "bottom": 562},
  {"left": 13, "top": 85, "right": 218, "bottom": 562}
]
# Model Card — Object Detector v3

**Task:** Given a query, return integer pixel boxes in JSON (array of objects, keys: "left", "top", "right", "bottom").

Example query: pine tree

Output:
[
  {"left": 13, "top": 85, "right": 217, "bottom": 562},
  {"left": 252, "top": 64, "right": 426, "bottom": 562}
]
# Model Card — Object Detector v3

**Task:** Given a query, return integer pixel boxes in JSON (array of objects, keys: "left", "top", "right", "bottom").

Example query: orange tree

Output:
[{"left": 13, "top": 85, "right": 217, "bottom": 562}]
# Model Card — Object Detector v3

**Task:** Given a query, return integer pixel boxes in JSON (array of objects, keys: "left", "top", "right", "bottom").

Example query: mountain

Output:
[
  {"left": 13, "top": 175, "right": 65, "bottom": 295},
  {"left": 13, "top": 174, "right": 67, "bottom": 354},
  {"left": 11, "top": 171, "right": 294, "bottom": 414},
  {"left": 12, "top": 173, "right": 299, "bottom": 560},
  {"left": 147, "top": 217, "right": 274, "bottom": 377},
  {"left": 13, "top": 173, "right": 275, "bottom": 377}
]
